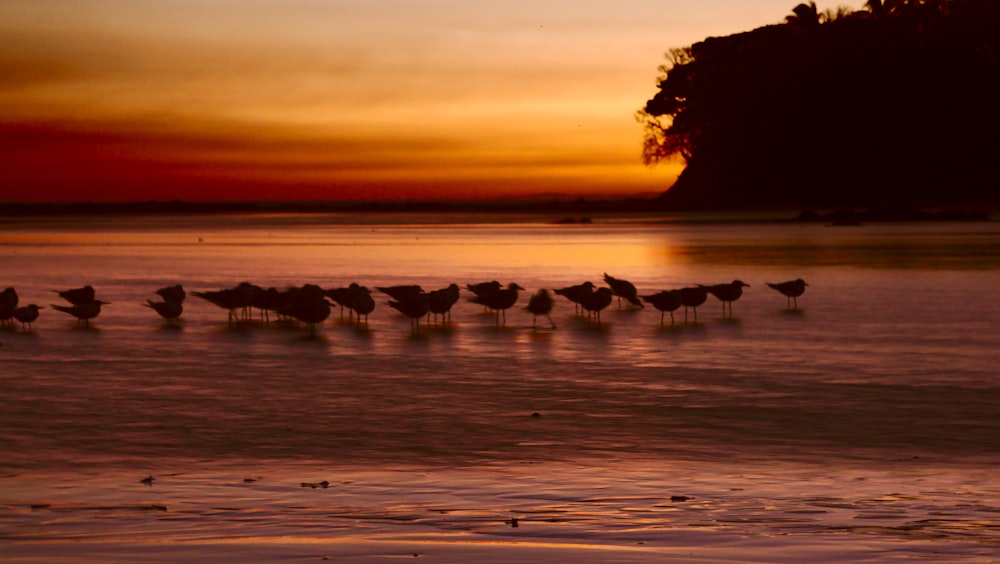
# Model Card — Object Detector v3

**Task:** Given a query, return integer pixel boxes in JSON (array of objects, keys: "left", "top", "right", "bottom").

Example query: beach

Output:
[{"left": 1, "top": 213, "right": 998, "bottom": 561}]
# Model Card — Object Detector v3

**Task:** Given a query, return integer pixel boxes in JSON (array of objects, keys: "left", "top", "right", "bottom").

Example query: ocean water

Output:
[{"left": 1, "top": 213, "right": 998, "bottom": 562}]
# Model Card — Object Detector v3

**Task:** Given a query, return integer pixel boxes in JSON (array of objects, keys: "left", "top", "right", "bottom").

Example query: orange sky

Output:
[{"left": 0, "top": 1, "right": 841, "bottom": 202}]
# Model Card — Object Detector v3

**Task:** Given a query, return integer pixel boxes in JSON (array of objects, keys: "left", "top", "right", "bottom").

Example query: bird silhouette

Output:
[
  {"left": 145, "top": 299, "right": 183, "bottom": 323},
  {"left": 526, "top": 289, "right": 556, "bottom": 329},
  {"left": 250, "top": 286, "right": 283, "bottom": 323},
  {"left": 603, "top": 273, "right": 644, "bottom": 309},
  {"left": 641, "top": 290, "right": 683, "bottom": 326},
  {"left": 278, "top": 298, "right": 331, "bottom": 337},
  {"left": 579, "top": 286, "right": 613, "bottom": 326},
  {"left": 767, "top": 279, "right": 808, "bottom": 310},
  {"left": 377, "top": 285, "right": 424, "bottom": 302},
  {"left": 677, "top": 286, "right": 709, "bottom": 323},
  {"left": 703, "top": 280, "right": 750, "bottom": 318},
  {"left": 325, "top": 286, "right": 353, "bottom": 319},
  {"left": 344, "top": 284, "right": 375, "bottom": 325},
  {"left": 470, "top": 282, "right": 523, "bottom": 326},
  {"left": 466, "top": 281, "right": 501, "bottom": 313},
  {"left": 155, "top": 284, "right": 186, "bottom": 304},
  {"left": 388, "top": 293, "right": 431, "bottom": 334},
  {"left": 51, "top": 300, "right": 109, "bottom": 327},
  {"left": 554, "top": 281, "right": 595, "bottom": 315},
  {"left": 0, "top": 287, "right": 17, "bottom": 329},
  {"left": 427, "top": 284, "right": 461, "bottom": 324},
  {"left": 55, "top": 285, "right": 96, "bottom": 306},
  {"left": 13, "top": 304, "right": 42, "bottom": 332},
  {"left": 191, "top": 282, "right": 256, "bottom": 324}
]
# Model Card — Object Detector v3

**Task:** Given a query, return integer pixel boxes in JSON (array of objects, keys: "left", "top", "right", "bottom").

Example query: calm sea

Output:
[{"left": 1, "top": 213, "right": 998, "bottom": 561}]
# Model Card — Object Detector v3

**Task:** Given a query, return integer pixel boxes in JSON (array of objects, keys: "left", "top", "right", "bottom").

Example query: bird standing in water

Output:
[
  {"left": 554, "top": 281, "right": 595, "bottom": 315},
  {"left": 641, "top": 290, "right": 683, "bottom": 326},
  {"left": 767, "top": 279, "right": 808, "bottom": 310},
  {"left": 145, "top": 300, "right": 183, "bottom": 324},
  {"left": 0, "top": 287, "right": 18, "bottom": 329},
  {"left": 703, "top": 280, "right": 749, "bottom": 318},
  {"left": 677, "top": 286, "right": 708, "bottom": 323},
  {"left": 470, "top": 282, "right": 524, "bottom": 327},
  {"left": 388, "top": 292, "right": 431, "bottom": 334},
  {"left": 55, "top": 285, "right": 96, "bottom": 306},
  {"left": 427, "top": 283, "right": 460, "bottom": 325},
  {"left": 13, "top": 304, "right": 42, "bottom": 332},
  {"left": 526, "top": 289, "right": 556, "bottom": 329},
  {"left": 579, "top": 286, "right": 613, "bottom": 327},
  {"left": 51, "top": 300, "right": 109, "bottom": 328},
  {"left": 603, "top": 273, "right": 644, "bottom": 309}
]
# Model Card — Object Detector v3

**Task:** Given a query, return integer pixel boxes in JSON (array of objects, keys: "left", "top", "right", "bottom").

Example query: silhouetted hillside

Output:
[{"left": 640, "top": 0, "right": 1000, "bottom": 210}]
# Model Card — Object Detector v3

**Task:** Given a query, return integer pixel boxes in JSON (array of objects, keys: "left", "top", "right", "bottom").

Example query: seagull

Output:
[
  {"left": 703, "top": 280, "right": 750, "bottom": 318},
  {"left": 145, "top": 299, "right": 183, "bottom": 323},
  {"left": 767, "top": 279, "right": 808, "bottom": 310},
  {"left": 677, "top": 286, "right": 709, "bottom": 323},
  {"left": 55, "top": 285, "right": 96, "bottom": 306},
  {"left": 344, "top": 284, "right": 375, "bottom": 325},
  {"left": 0, "top": 287, "right": 18, "bottom": 329},
  {"left": 278, "top": 298, "right": 332, "bottom": 337},
  {"left": 0, "top": 287, "right": 17, "bottom": 329},
  {"left": 603, "top": 273, "right": 644, "bottom": 309},
  {"left": 251, "top": 286, "right": 283, "bottom": 323},
  {"left": 427, "top": 284, "right": 461, "bottom": 324},
  {"left": 526, "top": 289, "right": 556, "bottom": 329},
  {"left": 51, "top": 300, "right": 109, "bottom": 327},
  {"left": 466, "top": 281, "right": 501, "bottom": 313},
  {"left": 155, "top": 284, "right": 186, "bottom": 304},
  {"left": 376, "top": 285, "right": 424, "bottom": 302},
  {"left": 13, "top": 304, "right": 42, "bottom": 332},
  {"left": 579, "top": 286, "right": 613, "bottom": 327},
  {"left": 325, "top": 286, "right": 354, "bottom": 319},
  {"left": 470, "top": 282, "right": 523, "bottom": 326},
  {"left": 554, "top": 281, "right": 595, "bottom": 315},
  {"left": 191, "top": 282, "right": 256, "bottom": 324},
  {"left": 388, "top": 293, "right": 431, "bottom": 334},
  {"left": 641, "top": 290, "right": 683, "bottom": 326}
]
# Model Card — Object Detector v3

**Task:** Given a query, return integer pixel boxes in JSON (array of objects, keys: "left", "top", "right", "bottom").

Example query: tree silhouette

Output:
[
  {"left": 639, "top": 0, "right": 1000, "bottom": 210},
  {"left": 786, "top": 2, "right": 822, "bottom": 26}
]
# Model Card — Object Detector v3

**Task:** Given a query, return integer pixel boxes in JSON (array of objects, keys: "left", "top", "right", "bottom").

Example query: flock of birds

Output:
[{"left": 0, "top": 276, "right": 809, "bottom": 336}]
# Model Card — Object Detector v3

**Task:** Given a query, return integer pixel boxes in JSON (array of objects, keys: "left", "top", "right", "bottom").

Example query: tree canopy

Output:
[{"left": 639, "top": 0, "right": 1000, "bottom": 210}]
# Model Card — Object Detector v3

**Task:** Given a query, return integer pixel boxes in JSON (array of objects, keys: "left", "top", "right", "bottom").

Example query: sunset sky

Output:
[{"left": 1, "top": 1, "right": 839, "bottom": 202}]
